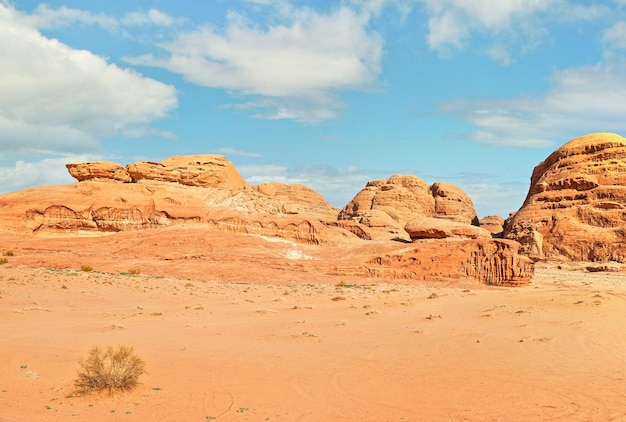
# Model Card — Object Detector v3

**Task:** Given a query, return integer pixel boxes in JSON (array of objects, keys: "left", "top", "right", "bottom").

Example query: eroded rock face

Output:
[
  {"left": 505, "top": 133, "right": 626, "bottom": 262},
  {"left": 126, "top": 154, "right": 247, "bottom": 190},
  {"left": 366, "top": 239, "right": 534, "bottom": 286},
  {"left": 66, "top": 161, "right": 132, "bottom": 183},
  {"left": 479, "top": 215, "right": 505, "bottom": 236}
]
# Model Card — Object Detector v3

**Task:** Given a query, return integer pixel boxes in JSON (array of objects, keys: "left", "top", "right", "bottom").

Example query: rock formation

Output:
[
  {"left": 366, "top": 239, "right": 533, "bottom": 286},
  {"left": 0, "top": 155, "right": 535, "bottom": 286},
  {"left": 479, "top": 215, "right": 505, "bottom": 237},
  {"left": 66, "top": 161, "right": 133, "bottom": 183},
  {"left": 505, "top": 132, "right": 626, "bottom": 262},
  {"left": 338, "top": 175, "right": 481, "bottom": 240}
]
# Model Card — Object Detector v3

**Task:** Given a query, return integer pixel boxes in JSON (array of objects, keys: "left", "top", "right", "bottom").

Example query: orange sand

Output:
[{"left": 1, "top": 231, "right": 626, "bottom": 421}]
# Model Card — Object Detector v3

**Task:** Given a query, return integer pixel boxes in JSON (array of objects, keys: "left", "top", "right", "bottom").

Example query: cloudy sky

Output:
[{"left": 2, "top": 0, "right": 626, "bottom": 217}]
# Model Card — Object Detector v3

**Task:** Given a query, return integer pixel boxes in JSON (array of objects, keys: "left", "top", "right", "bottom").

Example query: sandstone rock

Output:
[
  {"left": 504, "top": 133, "right": 626, "bottom": 262},
  {"left": 126, "top": 154, "right": 247, "bottom": 190},
  {"left": 366, "top": 238, "right": 534, "bottom": 286},
  {"left": 430, "top": 182, "right": 478, "bottom": 225},
  {"left": 338, "top": 175, "right": 435, "bottom": 229},
  {"left": 479, "top": 215, "right": 505, "bottom": 236},
  {"left": 255, "top": 183, "right": 338, "bottom": 216},
  {"left": 66, "top": 161, "right": 132, "bottom": 183},
  {"left": 404, "top": 218, "right": 492, "bottom": 240}
]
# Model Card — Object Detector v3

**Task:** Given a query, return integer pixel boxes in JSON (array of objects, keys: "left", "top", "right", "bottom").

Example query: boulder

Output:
[
  {"left": 66, "top": 161, "right": 132, "bottom": 183},
  {"left": 504, "top": 133, "right": 626, "bottom": 262},
  {"left": 405, "top": 217, "right": 492, "bottom": 240}
]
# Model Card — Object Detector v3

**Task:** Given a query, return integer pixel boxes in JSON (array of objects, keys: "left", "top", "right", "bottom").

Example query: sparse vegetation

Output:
[
  {"left": 3, "top": 250, "right": 14, "bottom": 257},
  {"left": 73, "top": 345, "right": 145, "bottom": 396},
  {"left": 80, "top": 265, "right": 93, "bottom": 272},
  {"left": 0, "top": 257, "right": 7, "bottom": 265},
  {"left": 128, "top": 268, "right": 141, "bottom": 276}
]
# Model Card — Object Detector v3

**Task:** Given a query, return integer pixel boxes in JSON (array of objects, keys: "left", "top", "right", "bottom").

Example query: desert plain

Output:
[{"left": 1, "top": 227, "right": 626, "bottom": 421}]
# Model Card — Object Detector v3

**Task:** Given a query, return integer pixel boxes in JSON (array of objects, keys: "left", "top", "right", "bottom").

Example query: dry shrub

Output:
[
  {"left": 73, "top": 345, "right": 145, "bottom": 395},
  {"left": 80, "top": 265, "right": 93, "bottom": 272}
]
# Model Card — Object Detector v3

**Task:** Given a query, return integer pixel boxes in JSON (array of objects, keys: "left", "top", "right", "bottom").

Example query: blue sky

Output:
[{"left": 2, "top": 0, "right": 626, "bottom": 217}]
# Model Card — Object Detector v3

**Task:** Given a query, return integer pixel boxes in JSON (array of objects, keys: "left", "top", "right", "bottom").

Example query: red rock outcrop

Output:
[
  {"left": 66, "top": 161, "right": 132, "bottom": 183},
  {"left": 0, "top": 156, "right": 535, "bottom": 286},
  {"left": 125, "top": 154, "right": 247, "bottom": 190},
  {"left": 366, "top": 238, "right": 533, "bottom": 286},
  {"left": 505, "top": 133, "right": 626, "bottom": 262}
]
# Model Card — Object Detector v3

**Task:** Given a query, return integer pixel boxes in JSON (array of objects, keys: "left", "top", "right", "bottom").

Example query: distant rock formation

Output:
[
  {"left": 479, "top": 215, "right": 505, "bottom": 237},
  {"left": 68, "top": 154, "right": 248, "bottom": 191},
  {"left": 0, "top": 155, "right": 535, "bottom": 286},
  {"left": 505, "top": 133, "right": 626, "bottom": 262},
  {"left": 338, "top": 175, "right": 480, "bottom": 239}
]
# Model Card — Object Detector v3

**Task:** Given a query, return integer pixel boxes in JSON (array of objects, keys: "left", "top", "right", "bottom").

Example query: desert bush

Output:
[
  {"left": 3, "top": 250, "right": 14, "bottom": 256},
  {"left": 80, "top": 265, "right": 93, "bottom": 272},
  {"left": 128, "top": 267, "right": 141, "bottom": 275},
  {"left": 73, "top": 345, "right": 145, "bottom": 395},
  {"left": 0, "top": 257, "right": 7, "bottom": 265}
]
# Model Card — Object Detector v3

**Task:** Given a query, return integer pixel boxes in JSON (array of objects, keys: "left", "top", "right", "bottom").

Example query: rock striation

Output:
[{"left": 505, "top": 133, "right": 626, "bottom": 262}]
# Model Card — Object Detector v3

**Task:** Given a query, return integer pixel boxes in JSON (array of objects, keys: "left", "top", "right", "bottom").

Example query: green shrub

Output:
[{"left": 73, "top": 345, "right": 145, "bottom": 395}]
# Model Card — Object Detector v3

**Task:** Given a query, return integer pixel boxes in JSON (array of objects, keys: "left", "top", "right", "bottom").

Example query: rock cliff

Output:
[{"left": 505, "top": 133, "right": 626, "bottom": 262}]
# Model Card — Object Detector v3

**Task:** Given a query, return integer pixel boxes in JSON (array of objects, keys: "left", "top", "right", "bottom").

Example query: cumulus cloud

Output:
[
  {"left": 440, "top": 62, "right": 626, "bottom": 148},
  {"left": 0, "top": 155, "right": 92, "bottom": 193},
  {"left": 0, "top": 3, "right": 178, "bottom": 156},
  {"left": 126, "top": 4, "right": 383, "bottom": 122}
]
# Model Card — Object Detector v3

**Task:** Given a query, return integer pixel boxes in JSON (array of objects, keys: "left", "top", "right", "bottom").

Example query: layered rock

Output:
[
  {"left": 66, "top": 161, "right": 132, "bottom": 183},
  {"left": 366, "top": 239, "right": 534, "bottom": 286},
  {"left": 125, "top": 155, "right": 247, "bottom": 190},
  {"left": 505, "top": 133, "right": 626, "bottom": 262},
  {"left": 479, "top": 215, "right": 505, "bottom": 236}
]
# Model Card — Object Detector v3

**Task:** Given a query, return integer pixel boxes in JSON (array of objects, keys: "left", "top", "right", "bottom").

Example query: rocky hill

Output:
[
  {"left": 505, "top": 132, "right": 626, "bottom": 262},
  {"left": 0, "top": 154, "right": 533, "bottom": 285}
]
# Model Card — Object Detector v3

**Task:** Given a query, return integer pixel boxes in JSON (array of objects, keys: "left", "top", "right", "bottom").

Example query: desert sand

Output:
[{"left": 2, "top": 227, "right": 626, "bottom": 421}]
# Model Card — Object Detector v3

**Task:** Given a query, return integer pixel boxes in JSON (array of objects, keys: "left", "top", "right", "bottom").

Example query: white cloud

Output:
[
  {"left": 214, "top": 147, "right": 262, "bottom": 157},
  {"left": 0, "top": 155, "right": 94, "bottom": 194},
  {"left": 24, "top": 4, "right": 118, "bottom": 30},
  {"left": 126, "top": 4, "right": 383, "bottom": 122},
  {"left": 440, "top": 62, "right": 626, "bottom": 148},
  {"left": 603, "top": 21, "right": 626, "bottom": 53},
  {"left": 122, "top": 9, "right": 175, "bottom": 26},
  {"left": 238, "top": 164, "right": 371, "bottom": 206},
  {"left": 0, "top": 4, "right": 178, "bottom": 156},
  {"left": 419, "top": 0, "right": 609, "bottom": 61}
]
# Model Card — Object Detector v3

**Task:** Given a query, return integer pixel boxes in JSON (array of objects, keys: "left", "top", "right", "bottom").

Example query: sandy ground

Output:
[{"left": 2, "top": 257, "right": 626, "bottom": 421}]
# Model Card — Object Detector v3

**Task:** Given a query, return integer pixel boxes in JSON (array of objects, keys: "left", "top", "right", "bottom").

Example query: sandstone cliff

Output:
[{"left": 505, "top": 133, "right": 626, "bottom": 262}]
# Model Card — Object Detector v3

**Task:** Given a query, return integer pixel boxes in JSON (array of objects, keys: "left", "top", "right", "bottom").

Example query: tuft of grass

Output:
[
  {"left": 73, "top": 345, "right": 145, "bottom": 396},
  {"left": 0, "top": 257, "right": 8, "bottom": 265},
  {"left": 127, "top": 268, "right": 141, "bottom": 276},
  {"left": 80, "top": 265, "right": 93, "bottom": 272},
  {"left": 3, "top": 250, "right": 14, "bottom": 257}
]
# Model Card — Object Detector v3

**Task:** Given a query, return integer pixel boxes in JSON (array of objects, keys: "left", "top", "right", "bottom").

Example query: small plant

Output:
[
  {"left": 80, "top": 265, "right": 93, "bottom": 272},
  {"left": 73, "top": 345, "right": 145, "bottom": 396},
  {"left": 127, "top": 268, "right": 141, "bottom": 276},
  {"left": 3, "top": 250, "right": 14, "bottom": 257},
  {"left": 0, "top": 257, "right": 7, "bottom": 265}
]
